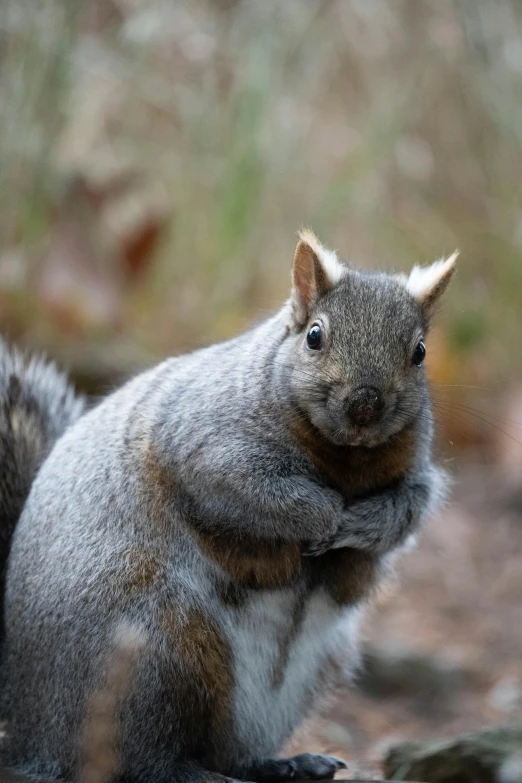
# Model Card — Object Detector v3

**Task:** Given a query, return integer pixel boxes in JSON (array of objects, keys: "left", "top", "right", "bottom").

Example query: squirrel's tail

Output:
[{"left": 0, "top": 340, "right": 85, "bottom": 599}]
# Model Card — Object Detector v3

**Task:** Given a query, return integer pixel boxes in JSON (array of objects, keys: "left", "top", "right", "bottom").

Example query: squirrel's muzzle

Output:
[{"left": 344, "top": 386, "right": 384, "bottom": 428}]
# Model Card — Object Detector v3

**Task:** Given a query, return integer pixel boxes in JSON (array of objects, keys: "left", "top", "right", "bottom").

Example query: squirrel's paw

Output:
[
  {"left": 288, "top": 754, "right": 347, "bottom": 780},
  {"left": 244, "top": 754, "right": 347, "bottom": 782}
]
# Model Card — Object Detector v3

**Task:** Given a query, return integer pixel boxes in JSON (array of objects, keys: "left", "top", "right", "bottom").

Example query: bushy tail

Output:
[{"left": 0, "top": 341, "right": 85, "bottom": 603}]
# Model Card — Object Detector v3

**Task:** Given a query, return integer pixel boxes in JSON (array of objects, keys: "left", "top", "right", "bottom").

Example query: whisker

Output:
[
  {"left": 432, "top": 401, "right": 522, "bottom": 458},
  {"left": 431, "top": 398, "right": 522, "bottom": 430},
  {"left": 431, "top": 376, "right": 522, "bottom": 389}
]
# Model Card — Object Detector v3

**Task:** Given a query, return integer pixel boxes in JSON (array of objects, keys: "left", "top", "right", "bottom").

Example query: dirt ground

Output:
[{"left": 286, "top": 462, "right": 522, "bottom": 779}]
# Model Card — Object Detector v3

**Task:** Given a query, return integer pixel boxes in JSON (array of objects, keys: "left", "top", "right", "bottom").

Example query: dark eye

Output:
[
  {"left": 306, "top": 324, "right": 322, "bottom": 350},
  {"left": 412, "top": 340, "right": 426, "bottom": 366}
]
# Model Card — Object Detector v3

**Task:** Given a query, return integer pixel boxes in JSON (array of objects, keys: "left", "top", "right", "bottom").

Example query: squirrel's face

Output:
[{"left": 284, "top": 230, "right": 457, "bottom": 448}]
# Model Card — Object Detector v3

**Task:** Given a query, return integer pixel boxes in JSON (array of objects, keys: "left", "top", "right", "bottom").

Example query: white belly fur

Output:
[{"left": 224, "top": 589, "right": 363, "bottom": 762}]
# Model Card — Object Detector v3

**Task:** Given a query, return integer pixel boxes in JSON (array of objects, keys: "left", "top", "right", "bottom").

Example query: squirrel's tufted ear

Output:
[
  {"left": 291, "top": 229, "right": 344, "bottom": 326},
  {"left": 405, "top": 250, "right": 458, "bottom": 324}
]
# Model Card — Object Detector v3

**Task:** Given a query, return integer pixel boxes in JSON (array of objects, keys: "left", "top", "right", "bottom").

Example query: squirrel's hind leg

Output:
[{"left": 236, "top": 753, "right": 347, "bottom": 783}]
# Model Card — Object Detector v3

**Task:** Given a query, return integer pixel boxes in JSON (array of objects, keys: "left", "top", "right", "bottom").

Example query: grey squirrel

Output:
[{"left": 0, "top": 230, "right": 455, "bottom": 783}]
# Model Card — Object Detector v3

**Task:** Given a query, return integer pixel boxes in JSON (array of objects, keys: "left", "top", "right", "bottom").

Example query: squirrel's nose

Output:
[{"left": 345, "top": 386, "right": 384, "bottom": 427}]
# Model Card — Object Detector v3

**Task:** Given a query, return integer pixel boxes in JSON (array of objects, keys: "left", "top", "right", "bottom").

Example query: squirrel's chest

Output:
[
  {"left": 291, "top": 419, "right": 417, "bottom": 498},
  {"left": 197, "top": 427, "right": 417, "bottom": 606},
  {"left": 290, "top": 421, "right": 417, "bottom": 604}
]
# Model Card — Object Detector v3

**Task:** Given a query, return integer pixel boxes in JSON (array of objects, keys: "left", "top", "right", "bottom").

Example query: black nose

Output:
[{"left": 345, "top": 386, "right": 384, "bottom": 427}]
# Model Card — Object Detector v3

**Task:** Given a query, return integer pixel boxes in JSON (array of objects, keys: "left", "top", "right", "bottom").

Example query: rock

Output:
[
  {"left": 358, "top": 643, "right": 473, "bottom": 703},
  {"left": 383, "top": 726, "right": 522, "bottom": 783}
]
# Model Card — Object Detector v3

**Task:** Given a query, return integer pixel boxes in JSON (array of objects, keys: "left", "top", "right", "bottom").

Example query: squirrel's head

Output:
[{"left": 282, "top": 229, "right": 457, "bottom": 448}]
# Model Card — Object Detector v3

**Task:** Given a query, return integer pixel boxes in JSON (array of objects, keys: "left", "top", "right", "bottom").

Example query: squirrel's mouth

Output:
[
  {"left": 331, "top": 411, "right": 402, "bottom": 448},
  {"left": 344, "top": 428, "right": 388, "bottom": 448},
  {"left": 304, "top": 389, "right": 409, "bottom": 448},
  {"left": 331, "top": 390, "right": 410, "bottom": 448},
  {"left": 323, "top": 421, "right": 389, "bottom": 448}
]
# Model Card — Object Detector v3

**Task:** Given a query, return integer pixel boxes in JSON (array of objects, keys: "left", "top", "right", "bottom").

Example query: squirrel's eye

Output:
[
  {"left": 306, "top": 324, "right": 322, "bottom": 350},
  {"left": 412, "top": 340, "right": 426, "bottom": 366}
]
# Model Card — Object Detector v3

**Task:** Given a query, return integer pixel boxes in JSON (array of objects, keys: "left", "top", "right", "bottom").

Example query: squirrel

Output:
[{"left": 0, "top": 230, "right": 455, "bottom": 783}]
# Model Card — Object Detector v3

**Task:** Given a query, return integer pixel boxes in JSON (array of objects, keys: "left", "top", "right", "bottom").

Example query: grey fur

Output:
[{"left": 0, "top": 242, "right": 450, "bottom": 783}]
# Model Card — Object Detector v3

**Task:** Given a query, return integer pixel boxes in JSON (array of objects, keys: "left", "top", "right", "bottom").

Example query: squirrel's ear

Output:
[
  {"left": 406, "top": 250, "right": 458, "bottom": 324},
  {"left": 291, "top": 229, "right": 344, "bottom": 326}
]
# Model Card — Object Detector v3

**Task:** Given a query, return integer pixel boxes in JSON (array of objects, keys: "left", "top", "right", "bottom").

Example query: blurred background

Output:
[{"left": 1, "top": 0, "right": 522, "bottom": 778}]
